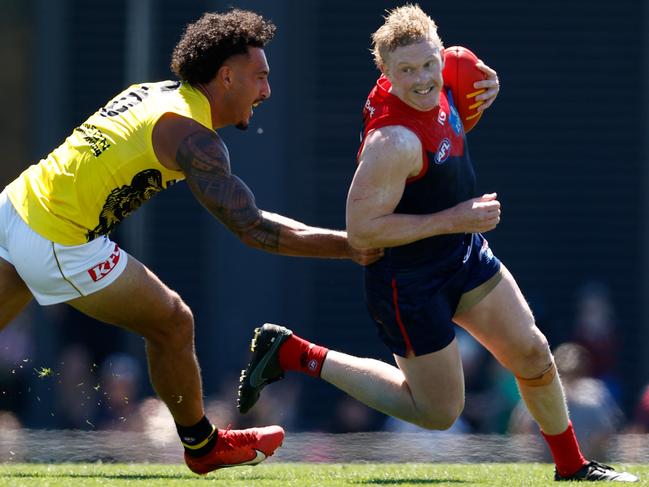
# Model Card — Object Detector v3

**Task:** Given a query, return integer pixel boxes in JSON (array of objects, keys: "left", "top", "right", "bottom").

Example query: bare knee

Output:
[
  {"left": 144, "top": 293, "right": 194, "bottom": 348},
  {"left": 507, "top": 327, "right": 552, "bottom": 377},
  {"left": 415, "top": 397, "right": 465, "bottom": 431}
]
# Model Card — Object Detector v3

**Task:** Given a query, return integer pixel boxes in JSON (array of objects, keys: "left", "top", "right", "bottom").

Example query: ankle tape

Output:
[{"left": 516, "top": 362, "right": 556, "bottom": 387}]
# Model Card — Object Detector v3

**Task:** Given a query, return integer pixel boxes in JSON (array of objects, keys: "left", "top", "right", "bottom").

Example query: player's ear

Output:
[
  {"left": 377, "top": 59, "right": 388, "bottom": 77},
  {"left": 376, "top": 50, "right": 389, "bottom": 76},
  {"left": 217, "top": 65, "right": 233, "bottom": 88}
]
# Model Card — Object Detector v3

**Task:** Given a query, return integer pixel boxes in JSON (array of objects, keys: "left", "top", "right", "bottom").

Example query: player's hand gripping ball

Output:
[{"left": 442, "top": 46, "right": 487, "bottom": 133}]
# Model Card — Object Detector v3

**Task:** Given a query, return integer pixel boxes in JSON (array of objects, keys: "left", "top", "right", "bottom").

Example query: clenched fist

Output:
[{"left": 448, "top": 193, "right": 501, "bottom": 234}]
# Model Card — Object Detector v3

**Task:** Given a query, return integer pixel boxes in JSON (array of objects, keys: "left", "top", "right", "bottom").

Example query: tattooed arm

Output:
[{"left": 152, "top": 113, "right": 381, "bottom": 262}]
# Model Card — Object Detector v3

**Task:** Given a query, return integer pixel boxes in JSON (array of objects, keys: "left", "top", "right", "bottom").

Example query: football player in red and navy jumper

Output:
[
  {"left": 360, "top": 74, "right": 501, "bottom": 358},
  {"left": 238, "top": 5, "right": 637, "bottom": 482}
]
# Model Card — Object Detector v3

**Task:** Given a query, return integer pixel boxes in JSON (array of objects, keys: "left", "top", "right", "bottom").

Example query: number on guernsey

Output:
[
  {"left": 100, "top": 85, "right": 151, "bottom": 117},
  {"left": 99, "top": 81, "right": 181, "bottom": 117}
]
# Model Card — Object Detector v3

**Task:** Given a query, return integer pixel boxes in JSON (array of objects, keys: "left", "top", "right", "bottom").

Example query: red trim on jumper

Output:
[
  {"left": 391, "top": 278, "right": 414, "bottom": 355},
  {"left": 359, "top": 75, "right": 455, "bottom": 185}
]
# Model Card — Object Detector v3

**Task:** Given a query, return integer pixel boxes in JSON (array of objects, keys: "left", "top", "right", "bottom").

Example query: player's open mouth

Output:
[
  {"left": 250, "top": 100, "right": 263, "bottom": 117},
  {"left": 414, "top": 86, "right": 434, "bottom": 95}
]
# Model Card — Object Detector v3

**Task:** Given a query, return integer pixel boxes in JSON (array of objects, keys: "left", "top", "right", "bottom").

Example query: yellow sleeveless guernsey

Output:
[{"left": 6, "top": 80, "right": 212, "bottom": 245}]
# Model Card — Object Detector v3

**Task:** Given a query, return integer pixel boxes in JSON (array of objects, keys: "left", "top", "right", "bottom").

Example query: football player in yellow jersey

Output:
[{"left": 0, "top": 9, "right": 381, "bottom": 475}]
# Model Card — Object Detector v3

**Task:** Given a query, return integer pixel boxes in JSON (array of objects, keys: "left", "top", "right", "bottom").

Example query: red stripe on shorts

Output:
[{"left": 391, "top": 277, "right": 414, "bottom": 355}]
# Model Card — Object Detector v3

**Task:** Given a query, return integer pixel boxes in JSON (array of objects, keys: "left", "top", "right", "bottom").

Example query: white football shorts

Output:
[{"left": 0, "top": 189, "right": 128, "bottom": 305}]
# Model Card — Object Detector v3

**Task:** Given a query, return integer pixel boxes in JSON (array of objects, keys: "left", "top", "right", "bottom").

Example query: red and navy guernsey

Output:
[{"left": 358, "top": 75, "right": 477, "bottom": 267}]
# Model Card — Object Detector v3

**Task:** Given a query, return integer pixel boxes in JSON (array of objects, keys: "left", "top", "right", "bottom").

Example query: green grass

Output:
[{"left": 0, "top": 463, "right": 644, "bottom": 486}]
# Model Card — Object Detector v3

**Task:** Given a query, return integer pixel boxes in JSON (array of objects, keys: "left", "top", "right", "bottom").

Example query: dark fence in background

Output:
[{"left": 1, "top": 0, "right": 646, "bottom": 431}]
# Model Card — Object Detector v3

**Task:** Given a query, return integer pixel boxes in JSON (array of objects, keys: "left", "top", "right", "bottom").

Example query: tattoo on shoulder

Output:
[
  {"left": 175, "top": 131, "right": 280, "bottom": 252},
  {"left": 176, "top": 131, "right": 230, "bottom": 177}
]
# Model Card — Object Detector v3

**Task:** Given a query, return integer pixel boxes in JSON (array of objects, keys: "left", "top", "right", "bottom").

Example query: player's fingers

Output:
[
  {"left": 475, "top": 85, "right": 499, "bottom": 104},
  {"left": 477, "top": 96, "right": 496, "bottom": 111},
  {"left": 489, "top": 210, "right": 500, "bottom": 222},
  {"left": 362, "top": 249, "right": 383, "bottom": 258},
  {"left": 485, "top": 212, "right": 501, "bottom": 226},
  {"left": 476, "top": 62, "right": 499, "bottom": 90},
  {"left": 474, "top": 84, "right": 498, "bottom": 99},
  {"left": 469, "top": 100, "right": 485, "bottom": 113},
  {"left": 480, "top": 192, "right": 498, "bottom": 201},
  {"left": 357, "top": 248, "right": 384, "bottom": 265},
  {"left": 476, "top": 61, "right": 497, "bottom": 78},
  {"left": 475, "top": 90, "right": 497, "bottom": 105},
  {"left": 474, "top": 73, "right": 500, "bottom": 107},
  {"left": 473, "top": 78, "right": 499, "bottom": 90},
  {"left": 476, "top": 203, "right": 501, "bottom": 218},
  {"left": 479, "top": 209, "right": 500, "bottom": 224},
  {"left": 479, "top": 209, "right": 497, "bottom": 220},
  {"left": 486, "top": 201, "right": 501, "bottom": 211},
  {"left": 466, "top": 89, "right": 486, "bottom": 100},
  {"left": 477, "top": 200, "right": 500, "bottom": 210}
]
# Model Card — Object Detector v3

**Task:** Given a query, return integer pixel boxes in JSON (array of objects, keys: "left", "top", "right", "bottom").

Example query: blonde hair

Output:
[{"left": 371, "top": 4, "right": 443, "bottom": 68}]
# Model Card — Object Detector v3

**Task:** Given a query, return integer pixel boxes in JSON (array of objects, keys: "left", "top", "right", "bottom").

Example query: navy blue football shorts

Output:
[{"left": 364, "top": 233, "right": 502, "bottom": 357}]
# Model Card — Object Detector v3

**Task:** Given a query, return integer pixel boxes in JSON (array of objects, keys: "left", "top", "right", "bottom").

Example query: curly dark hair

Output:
[{"left": 171, "top": 9, "right": 276, "bottom": 85}]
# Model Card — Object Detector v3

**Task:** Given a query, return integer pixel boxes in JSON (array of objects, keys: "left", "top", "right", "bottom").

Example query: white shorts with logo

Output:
[{"left": 0, "top": 189, "right": 128, "bottom": 305}]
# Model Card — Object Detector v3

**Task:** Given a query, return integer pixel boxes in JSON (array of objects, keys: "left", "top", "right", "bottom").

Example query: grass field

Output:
[{"left": 0, "top": 463, "right": 645, "bottom": 486}]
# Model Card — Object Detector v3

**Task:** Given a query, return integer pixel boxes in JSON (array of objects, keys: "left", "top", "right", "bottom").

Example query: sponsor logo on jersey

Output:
[
  {"left": 437, "top": 110, "right": 447, "bottom": 126},
  {"left": 449, "top": 104, "right": 463, "bottom": 135},
  {"left": 87, "top": 244, "right": 121, "bottom": 282},
  {"left": 434, "top": 138, "right": 452, "bottom": 164},
  {"left": 74, "top": 124, "right": 110, "bottom": 157},
  {"left": 365, "top": 99, "right": 376, "bottom": 118}
]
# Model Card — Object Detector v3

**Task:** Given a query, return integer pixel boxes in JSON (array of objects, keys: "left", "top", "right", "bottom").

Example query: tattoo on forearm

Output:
[
  {"left": 176, "top": 131, "right": 280, "bottom": 251},
  {"left": 246, "top": 219, "right": 281, "bottom": 250}
]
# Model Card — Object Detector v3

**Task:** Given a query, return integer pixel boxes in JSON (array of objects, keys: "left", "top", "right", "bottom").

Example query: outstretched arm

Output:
[{"left": 153, "top": 113, "right": 380, "bottom": 263}]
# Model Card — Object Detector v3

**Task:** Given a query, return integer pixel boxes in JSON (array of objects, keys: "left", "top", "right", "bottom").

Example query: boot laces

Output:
[{"left": 218, "top": 425, "right": 257, "bottom": 450}]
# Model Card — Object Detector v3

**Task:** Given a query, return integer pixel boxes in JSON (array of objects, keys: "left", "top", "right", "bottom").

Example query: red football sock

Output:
[
  {"left": 278, "top": 333, "right": 329, "bottom": 377},
  {"left": 540, "top": 421, "right": 588, "bottom": 477}
]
